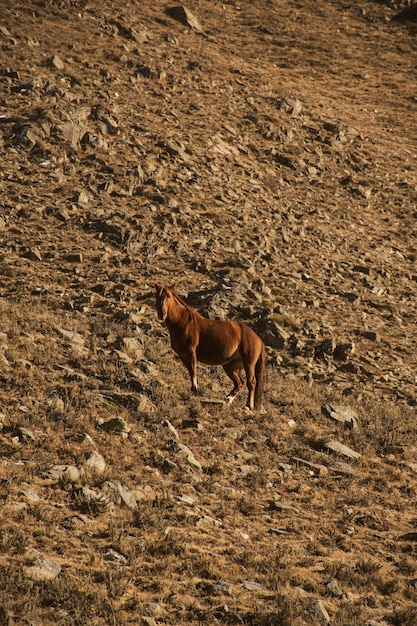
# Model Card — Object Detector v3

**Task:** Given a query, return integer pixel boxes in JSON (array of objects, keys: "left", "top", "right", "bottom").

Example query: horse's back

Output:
[{"left": 194, "top": 316, "right": 242, "bottom": 365}]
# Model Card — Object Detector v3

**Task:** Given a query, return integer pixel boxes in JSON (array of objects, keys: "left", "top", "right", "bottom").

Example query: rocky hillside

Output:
[{"left": 0, "top": 1, "right": 417, "bottom": 625}]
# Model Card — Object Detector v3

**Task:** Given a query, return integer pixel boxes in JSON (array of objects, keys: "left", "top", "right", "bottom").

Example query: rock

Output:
[
  {"left": 103, "top": 548, "right": 127, "bottom": 564},
  {"left": 326, "top": 579, "right": 344, "bottom": 597},
  {"left": 325, "top": 440, "right": 360, "bottom": 461},
  {"left": 99, "top": 416, "right": 130, "bottom": 434},
  {"left": 315, "top": 338, "right": 336, "bottom": 360},
  {"left": 243, "top": 580, "right": 264, "bottom": 592},
  {"left": 180, "top": 418, "right": 203, "bottom": 430},
  {"left": 72, "top": 486, "right": 113, "bottom": 515},
  {"left": 121, "top": 337, "right": 144, "bottom": 360},
  {"left": 101, "top": 479, "right": 137, "bottom": 509},
  {"left": 322, "top": 404, "right": 359, "bottom": 429},
  {"left": 330, "top": 461, "right": 357, "bottom": 477},
  {"left": 292, "top": 457, "right": 328, "bottom": 477},
  {"left": 238, "top": 464, "right": 259, "bottom": 477},
  {"left": 24, "top": 549, "right": 61, "bottom": 581},
  {"left": 165, "top": 6, "right": 203, "bottom": 32},
  {"left": 84, "top": 450, "right": 106, "bottom": 473},
  {"left": 16, "top": 427, "right": 35, "bottom": 443},
  {"left": 305, "top": 599, "right": 331, "bottom": 624},
  {"left": 44, "top": 465, "right": 81, "bottom": 483},
  {"left": 268, "top": 500, "right": 299, "bottom": 513},
  {"left": 362, "top": 330, "right": 380, "bottom": 342},
  {"left": 56, "top": 328, "right": 85, "bottom": 348},
  {"left": 334, "top": 339, "right": 355, "bottom": 361},
  {"left": 164, "top": 419, "right": 180, "bottom": 440},
  {"left": 23, "top": 246, "right": 42, "bottom": 261},
  {"left": 49, "top": 54, "right": 64, "bottom": 70},
  {"left": 200, "top": 396, "right": 226, "bottom": 405},
  {"left": 19, "top": 483, "right": 40, "bottom": 503},
  {"left": 59, "top": 122, "right": 83, "bottom": 148},
  {"left": 77, "top": 190, "right": 90, "bottom": 206},
  {"left": 262, "top": 320, "right": 290, "bottom": 349},
  {"left": 196, "top": 514, "right": 222, "bottom": 528},
  {"left": 136, "top": 394, "right": 157, "bottom": 415},
  {"left": 170, "top": 440, "right": 202, "bottom": 471},
  {"left": 402, "top": 462, "right": 417, "bottom": 474}
]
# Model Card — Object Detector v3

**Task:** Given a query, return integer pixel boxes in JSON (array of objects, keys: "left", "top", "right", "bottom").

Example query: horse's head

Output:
[{"left": 155, "top": 284, "right": 174, "bottom": 321}]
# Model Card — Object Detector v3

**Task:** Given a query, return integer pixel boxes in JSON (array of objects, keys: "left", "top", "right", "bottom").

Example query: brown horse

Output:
[{"left": 155, "top": 284, "right": 265, "bottom": 411}]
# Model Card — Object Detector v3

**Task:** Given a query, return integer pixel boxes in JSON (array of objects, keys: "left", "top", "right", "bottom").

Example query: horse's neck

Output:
[{"left": 167, "top": 298, "right": 192, "bottom": 325}]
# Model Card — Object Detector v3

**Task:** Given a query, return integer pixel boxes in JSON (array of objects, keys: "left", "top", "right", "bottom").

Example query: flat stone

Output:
[
  {"left": 292, "top": 456, "right": 328, "bottom": 477},
  {"left": 24, "top": 550, "right": 61, "bottom": 581},
  {"left": 325, "top": 440, "right": 360, "bottom": 460}
]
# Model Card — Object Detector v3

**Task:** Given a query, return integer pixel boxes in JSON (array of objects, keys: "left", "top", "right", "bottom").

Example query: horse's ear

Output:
[{"left": 168, "top": 284, "right": 175, "bottom": 291}]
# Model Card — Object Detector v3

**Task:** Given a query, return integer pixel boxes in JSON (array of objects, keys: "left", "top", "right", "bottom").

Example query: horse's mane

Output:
[{"left": 170, "top": 288, "right": 200, "bottom": 321}]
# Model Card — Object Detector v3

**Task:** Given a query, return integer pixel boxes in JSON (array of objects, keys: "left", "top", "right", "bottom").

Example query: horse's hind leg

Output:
[
  {"left": 243, "top": 361, "right": 256, "bottom": 410},
  {"left": 223, "top": 363, "right": 244, "bottom": 404}
]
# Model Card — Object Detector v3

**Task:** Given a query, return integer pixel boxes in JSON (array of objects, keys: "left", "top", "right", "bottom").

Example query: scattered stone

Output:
[
  {"left": 325, "top": 440, "right": 360, "bottom": 461},
  {"left": 164, "top": 419, "right": 180, "bottom": 440},
  {"left": 99, "top": 416, "right": 130, "bottom": 434},
  {"left": 23, "top": 246, "right": 42, "bottom": 261},
  {"left": 77, "top": 190, "right": 90, "bottom": 206},
  {"left": 180, "top": 418, "right": 203, "bottom": 430},
  {"left": 56, "top": 328, "right": 85, "bottom": 348},
  {"left": 44, "top": 465, "right": 81, "bottom": 483},
  {"left": 84, "top": 450, "right": 106, "bottom": 473},
  {"left": 120, "top": 337, "right": 144, "bottom": 360},
  {"left": 196, "top": 514, "right": 222, "bottom": 528},
  {"left": 19, "top": 482, "right": 40, "bottom": 503},
  {"left": 103, "top": 548, "right": 127, "bottom": 564},
  {"left": 24, "top": 549, "right": 61, "bottom": 581},
  {"left": 72, "top": 486, "right": 113, "bottom": 515},
  {"left": 15, "top": 427, "right": 35, "bottom": 443},
  {"left": 102, "top": 479, "right": 137, "bottom": 509},
  {"left": 171, "top": 440, "right": 202, "bottom": 471},
  {"left": 268, "top": 500, "right": 299, "bottom": 513},
  {"left": 330, "top": 461, "right": 357, "bottom": 477},
  {"left": 292, "top": 457, "right": 328, "bottom": 477},
  {"left": 322, "top": 404, "right": 359, "bottom": 429},
  {"left": 243, "top": 580, "right": 264, "bottom": 592},
  {"left": 77, "top": 433, "right": 97, "bottom": 447},
  {"left": 362, "top": 330, "right": 380, "bottom": 342},
  {"left": 165, "top": 5, "right": 203, "bottom": 32},
  {"left": 59, "top": 122, "right": 83, "bottom": 148},
  {"left": 305, "top": 599, "right": 331, "bottom": 624},
  {"left": 200, "top": 396, "right": 226, "bottom": 405},
  {"left": 262, "top": 320, "right": 290, "bottom": 349},
  {"left": 49, "top": 54, "right": 64, "bottom": 70},
  {"left": 326, "top": 579, "right": 344, "bottom": 597},
  {"left": 238, "top": 464, "right": 259, "bottom": 477}
]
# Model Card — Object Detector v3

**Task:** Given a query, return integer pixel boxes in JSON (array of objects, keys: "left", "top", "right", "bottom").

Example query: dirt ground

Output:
[{"left": 0, "top": 1, "right": 417, "bottom": 624}]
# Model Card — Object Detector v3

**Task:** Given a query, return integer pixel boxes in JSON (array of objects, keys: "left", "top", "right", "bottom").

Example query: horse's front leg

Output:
[{"left": 181, "top": 348, "right": 198, "bottom": 393}]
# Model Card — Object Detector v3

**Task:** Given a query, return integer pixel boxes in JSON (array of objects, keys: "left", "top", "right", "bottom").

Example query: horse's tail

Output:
[{"left": 254, "top": 343, "right": 266, "bottom": 411}]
